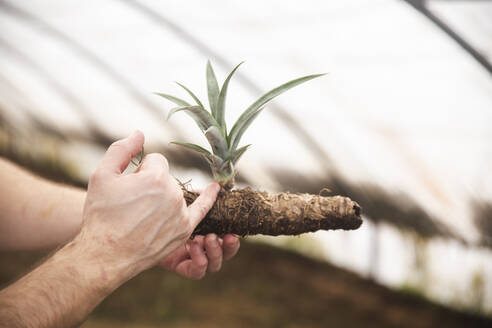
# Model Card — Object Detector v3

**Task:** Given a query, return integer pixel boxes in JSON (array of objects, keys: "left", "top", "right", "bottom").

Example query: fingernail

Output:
[
  {"left": 213, "top": 183, "right": 221, "bottom": 193},
  {"left": 208, "top": 234, "right": 218, "bottom": 246},
  {"left": 225, "top": 234, "right": 239, "bottom": 244}
]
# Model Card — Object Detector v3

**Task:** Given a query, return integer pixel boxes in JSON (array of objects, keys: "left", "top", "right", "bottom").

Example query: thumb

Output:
[
  {"left": 98, "top": 130, "right": 145, "bottom": 174},
  {"left": 187, "top": 182, "right": 221, "bottom": 228}
]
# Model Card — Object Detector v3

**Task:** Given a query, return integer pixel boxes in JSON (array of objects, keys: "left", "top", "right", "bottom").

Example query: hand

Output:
[
  {"left": 159, "top": 233, "right": 240, "bottom": 280},
  {"left": 76, "top": 131, "right": 221, "bottom": 282}
]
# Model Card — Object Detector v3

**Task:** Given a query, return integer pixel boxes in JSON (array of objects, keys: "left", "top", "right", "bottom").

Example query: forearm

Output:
[
  {"left": 0, "top": 233, "right": 130, "bottom": 328},
  {"left": 0, "top": 158, "right": 86, "bottom": 250}
]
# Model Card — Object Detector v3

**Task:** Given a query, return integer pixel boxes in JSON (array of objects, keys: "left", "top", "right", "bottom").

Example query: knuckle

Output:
[
  {"left": 89, "top": 169, "right": 105, "bottom": 185},
  {"left": 153, "top": 173, "right": 167, "bottom": 188},
  {"left": 142, "top": 170, "right": 166, "bottom": 188},
  {"left": 196, "top": 259, "right": 208, "bottom": 271},
  {"left": 140, "top": 171, "right": 160, "bottom": 185},
  {"left": 207, "top": 242, "right": 221, "bottom": 255},
  {"left": 209, "top": 253, "right": 222, "bottom": 264},
  {"left": 147, "top": 153, "right": 169, "bottom": 170},
  {"left": 145, "top": 152, "right": 162, "bottom": 161}
]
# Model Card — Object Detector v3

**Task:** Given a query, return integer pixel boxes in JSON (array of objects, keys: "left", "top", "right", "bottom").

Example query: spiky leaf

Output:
[
  {"left": 205, "top": 125, "right": 229, "bottom": 158},
  {"left": 169, "top": 141, "right": 211, "bottom": 156},
  {"left": 175, "top": 82, "right": 205, "bottom": 109},
  {"left": 231, "top": 144, "right": 251, "bottom": 164},
  {"left": 167, "top": 105, "right": 219, "bottom": 133},
  {"left": 216, "top": 61, "right": 244, "bottom": 131},
  {"left": 154, "top": 92, "right": 191, "bottom": 107},
  {"left": 206, "top": 60, "right": 220, "bottom": 118},
  {"left": 229, "top": 107, "right": 262, "bottom": 151},
  {"left": 167, "top": 105, "right": 199, "bottom": 120},
  {"left": 229, "top": 73, "right": 325, "bottom": 149},
  {"left": 203, "top": 153, "right": 225, "bottom": 169}
]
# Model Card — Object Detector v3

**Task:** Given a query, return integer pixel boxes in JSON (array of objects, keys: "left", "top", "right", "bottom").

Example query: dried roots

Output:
[{"left": 184, "top": 188, "right": 362, "bottom": 236}]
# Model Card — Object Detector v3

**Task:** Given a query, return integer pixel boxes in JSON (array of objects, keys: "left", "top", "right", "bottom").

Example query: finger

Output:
[
  {"left": 137, "top": 153, "right": 169, "bottom": 173},
  {"left": 158, "top": 244, "right": 189, "bottom": 270},
  {"left": 204, "top": 234, "right": 222, "bottom": 273},
  {"left": 175, "top": 241, "right": 208, "bottom": 280},
  {"left": 160, "top": 236, "right": 205, "bottom": 271},
  {"left": 223, "top": 234, "right": 240, "bottom": 261},
  {"left": 99, "top": 130, "right": 145, "bottom": 174},
  {"left": 185, "top": 236, "right": 204, "bottom": 253},
  {"left": 187, "top": 182, "right": 221, "bottom": 228}
]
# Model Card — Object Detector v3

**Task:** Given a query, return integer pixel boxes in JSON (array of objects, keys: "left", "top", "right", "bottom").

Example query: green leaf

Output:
[
  {"left": 167, "top": 105, "right": 220, "bottom": 133},
  {"left": 206, "top": 60, "right": 220, "bottom": 118},
  {"left": 228, "top": 73, "right": 325, "bottom": 148},
  {"left": 169, "top": 141, "right": 211, "bottom": 156},
  {"left": 175, "top": 82, "right": 205, "bottom": 109},
  {"left": 167, "top": 105, "right": 200, "bottom": 120},
  {"left": 231, "top": 144, "right": 251, "bottom": 164},
  {"left": 154, "top": 92, "right": 191, "bottom": 107},
  {"left": 204, "top": 125, "right": 229, "bottom": 159},
  {"left": 229, "top": 108, "right": 262, "bottom": 151},
  {"left": 216, "top": 61, "right": 244, "bottom": 132},
  {"left": 203, "top": 153, "right": 225, "bottom": 169}
]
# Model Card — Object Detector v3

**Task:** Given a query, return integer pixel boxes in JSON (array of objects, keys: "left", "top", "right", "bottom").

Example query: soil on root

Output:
[{"left": 185, "top": 188, "right": 362, "bottom": 236}]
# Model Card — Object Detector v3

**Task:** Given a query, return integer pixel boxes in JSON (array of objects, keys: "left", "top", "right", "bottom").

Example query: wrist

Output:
[
  {"left": 0, "top": 227, "right": 134, "bottom": 327},
  {"left": 56, "top": 231, "right": 136, "bottom": 293}
]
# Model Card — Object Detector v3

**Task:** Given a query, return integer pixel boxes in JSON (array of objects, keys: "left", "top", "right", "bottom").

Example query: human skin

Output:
[{"left": 0, "top": 131, "right": 240, "bottom": 327}]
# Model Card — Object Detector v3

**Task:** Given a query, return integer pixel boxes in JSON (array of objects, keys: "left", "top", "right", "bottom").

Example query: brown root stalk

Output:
[{"left": 184, "top": 188, "right": 362, "bottom": 237}]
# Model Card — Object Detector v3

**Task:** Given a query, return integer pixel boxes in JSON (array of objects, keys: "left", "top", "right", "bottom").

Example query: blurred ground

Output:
[{"left": 1, "top": 241, "right": 490, "bottom": 328}]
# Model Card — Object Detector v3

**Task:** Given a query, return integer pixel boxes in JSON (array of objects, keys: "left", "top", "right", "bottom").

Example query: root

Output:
[{"left": 184, "top": 188, "right": 362, "bottom": 237}]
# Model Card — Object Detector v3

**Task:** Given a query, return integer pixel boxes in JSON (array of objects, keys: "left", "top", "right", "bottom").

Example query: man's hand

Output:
[
  {"left": 160, "top": 233, "right": 240, "bottom": 280},
  {"left": 0, "top": 131, "right": 241, "bottom": 328},
  {"left": 78, "top": 130, "right": 223, "bottom": 280}
]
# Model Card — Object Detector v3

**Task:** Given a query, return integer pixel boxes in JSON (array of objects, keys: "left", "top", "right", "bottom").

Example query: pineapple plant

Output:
[{"left": 156, "top": 61, "right": 362, "bottom": 236}]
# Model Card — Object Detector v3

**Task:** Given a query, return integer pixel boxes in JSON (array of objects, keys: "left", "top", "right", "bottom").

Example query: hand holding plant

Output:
[{"left": 78, "top": 131, "right": 237, "bottom": 281}]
